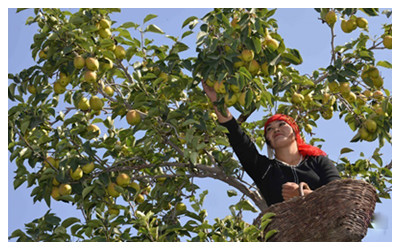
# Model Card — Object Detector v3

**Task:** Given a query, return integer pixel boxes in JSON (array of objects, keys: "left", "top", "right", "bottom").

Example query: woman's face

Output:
[{"left": 265, "top": 120, "right": 296, "bottom": 149}]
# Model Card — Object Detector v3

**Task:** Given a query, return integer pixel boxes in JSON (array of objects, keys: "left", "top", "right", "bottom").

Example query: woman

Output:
[{"left": 203, "top": 81, "right": 341, "bottom": 206}]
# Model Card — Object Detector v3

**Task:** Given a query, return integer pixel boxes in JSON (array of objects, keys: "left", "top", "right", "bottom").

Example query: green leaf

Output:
[
  {"left": 182, "top": 16, "right": 198, "bottom": 28},
  {"left": 182, "top": 119, "right": 199, "bottom": 127},
  {"left": 377, "top": 60, "right": 392, "bottom": 69},
  {"left": 16, "top": 8, "right": 28, "bottom": 13},
  {"left": 119, "top": 21, "right": 139, "bottom": 29},
  {"left": 236, "top": 199, "right": 258, "bottom": 212},
  {"left": 227, "top": 190, "right": 237, "bottom": 197},
  {"left": 171, "top": 42, "right": 189, "bottom": 54},
  {"left": 359, "top": 8, "right": 379, "bottom": 16},
  {"left": 182, "top": 30, "right": 194, "bottom": 39},
  {"left": 264, "top": 229, "right": 278, "bottom": 241},
  {"left": 372, "top": 154, "right": 383, "bottom": 166},
  {"left": 252, "top": 37, "right": 262, "bottom": 54},
  {"left": 143, "top": 14, "right": 157, "bottom": 24},
  {"left": 281, "top": 49, "right": 303, "bottom": 65},
  {"left": 82, "top": 185, "right": 95, "bottom": 199},
  {"left": 20, "top": 119, "right": 30, "bottom": 134},
  {"left": 340, "top": 147, "right": 354, "bottom": 154},
  {"left": 144, "top": 24, "right": 164, "bottom": 34},
  {"left": 13, "top": 176, "right": 26, "bottom": 189},
  {"left": 190, "top": 151, "right": 198, "bottom": 164},
  {"left": 61, "top": 217, "right": 81, "bottom": 228}
]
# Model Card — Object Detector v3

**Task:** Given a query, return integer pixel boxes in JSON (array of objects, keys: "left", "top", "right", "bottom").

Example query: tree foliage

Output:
[{"left": 8, "top": 8, "right": 391, "bottom": 242}]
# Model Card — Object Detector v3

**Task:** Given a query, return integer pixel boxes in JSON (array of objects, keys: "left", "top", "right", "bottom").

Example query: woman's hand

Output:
[
  {"left": 282, "top": 182, "right": 312, "bottom": 201},
  {"left": 201, "top": 80, "right": 232, "bottom": 123},
  {"left": 202, "top": 80, "right": 218, "bottom": 103}
]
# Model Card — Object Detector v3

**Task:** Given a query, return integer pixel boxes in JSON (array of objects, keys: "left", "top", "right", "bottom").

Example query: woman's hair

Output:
[{"left": 264, "top": 114, "right": 327, "bottom": 157}]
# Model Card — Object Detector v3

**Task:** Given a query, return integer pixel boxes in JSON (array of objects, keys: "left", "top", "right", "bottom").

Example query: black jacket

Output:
[{"left": 220, "top": 118, "right": 341, "bottom": 206}]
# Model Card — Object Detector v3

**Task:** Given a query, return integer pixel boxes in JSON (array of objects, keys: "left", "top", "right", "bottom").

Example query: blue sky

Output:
[{"left": 7, "top": 7, "right": 392, "bottom": 243}]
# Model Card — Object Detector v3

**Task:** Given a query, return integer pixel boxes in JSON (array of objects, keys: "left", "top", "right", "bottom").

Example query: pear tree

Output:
[{"left": 8, "top": 8, "right": 391, "bottom": 242}]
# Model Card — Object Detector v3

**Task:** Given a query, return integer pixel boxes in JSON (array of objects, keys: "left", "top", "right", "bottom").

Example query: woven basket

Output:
[{"left": 260, "top": 178, "right": 377, "bottom": 242}]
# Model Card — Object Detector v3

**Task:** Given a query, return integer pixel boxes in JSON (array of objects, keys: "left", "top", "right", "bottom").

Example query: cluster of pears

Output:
[
  {"left": 234, "top": 46, "right": 278, "bottom": 77},
  {"left": 52, "top": 71, "right": 73, "bottom": 95},
  {"left": 205, "top": 78, "right": 246, "bottom": 108},
  {"left": 361, "top": 65, "right": 384, "bottom": 89},
  {"left": 358, "top": 117, "right": 378, "bottom": 141},
  {"left": 48, "top": 157, "right": 96, "bottom": 201},
  {"left": 106, "top": 173, "right": 149, "bottom": 214},
  {"left": 341, "top": 15, "right": 368, "bottom": 33}
]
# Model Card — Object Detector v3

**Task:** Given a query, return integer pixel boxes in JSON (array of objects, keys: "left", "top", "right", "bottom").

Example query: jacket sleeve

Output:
[
  {"left": 219, "top": 118, "right": 265, "bottom": 180},
  {"left": 316, "top": 156, "right": 341, "bottom": 184}
]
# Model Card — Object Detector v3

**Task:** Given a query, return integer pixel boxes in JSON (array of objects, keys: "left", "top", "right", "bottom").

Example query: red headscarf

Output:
[{"left": 264, "top": 114, "right": 327, "bottom": 157}]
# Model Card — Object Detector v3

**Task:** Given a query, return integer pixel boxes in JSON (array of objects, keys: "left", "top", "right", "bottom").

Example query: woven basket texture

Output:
[{"left": 262, "top": 178, "right": 377, "bottom": 242}]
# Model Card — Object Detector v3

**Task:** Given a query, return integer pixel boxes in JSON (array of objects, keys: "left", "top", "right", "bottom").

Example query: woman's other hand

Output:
[{"left": 282, "top": 182, "right": 312, "bottom": 201}]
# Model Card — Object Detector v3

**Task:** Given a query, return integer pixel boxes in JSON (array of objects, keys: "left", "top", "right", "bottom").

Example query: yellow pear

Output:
[
  {"left": 126, "top": 110, "right": 141, "bottom": 125},
  {"left": 115, "top": 45, "right": 126, "bottom": 60},
  {"left": 104, "top": 86, "right": 114, "bottom": 96},
  {"left": 82, "top": 162, "right": 95, "bottom": 174},
  {"left": 346, "top": 18, "right": 357, "bottom": 32},
  {"left": 78, "top": 97, "right": 90, "bottom": 111},
  {"left": 176, "top": 202, "right": 186, "bottom": 212},
  {"left": 356, "top": 17, "right": 368, "bottom": 28},
  {"left": 70, "top": 167, "right": 83, "bottom": 180},
  {"left": 59, "top": 183, "right": 72, "bottom": 196},
  {"left": 339, "top": 82, "right": 351, "bottom": 95},
  {"left": 383, "top": 35, "right": 392, "bottom": 49},
  {"left": 261, "top": 62, "right": 269, "bottom": 76},
  {"left": 99, "top": 18, "right": 111, "bottom": 29},
  {"left": 59, "top": 72, "right": 71, "bottom": 87},
  {"left": 44, "top": 156, "right": 59, "bottom": 169},
  {"left": 99, "top": 28, "right": 111, "bottom": 38},
  {"left": 327, "top": 80, "right": 339, "bottom": 93},
  {"left": 87, "top": 124, "right": 100, "bottom": 135},
  {"left": 359, "top": 127, "right": 370, "bottom": 140},
  {"left": 135, "top": 194, "right": 145, "bottom": 204},
  {"left": 116, "top": 173, "right": 130, "bottom": 187},
  {"left": 51, "top": 186, "right": 60, "bottom": 200},
  {"left": 107, "top": 206, "right": 120, "bottom": 216},
  {"left": 341, "top": 20, "right": 351, "bottom": 33},
  {"left": 107, "top": 183, "right": 120, "bottom": 197},
  {"left": 224, "top": 93, "right": 238, "bottom": 107},
  {"left": 89, "top": 96, "right": 104, "bottom": 111},
  {"left": 248, "top": 60, "right": 260, "bottom": 75},
  {"left": 214, "top": 81, "right": 226, "bottom": 94},
  {"left": 373, "top": 90, "right": 384, "bottom": 101},
  {"left": 238, "top": 92, "right": 246, "bottom": 106},
  {"left": 27, "top": 85, "right": 36, "bottom": 94},
  {"left": 345, "top": 92, "right": 357, "bottom": 103},
  {"left": 325, "top": 10, "right": 337, "bottom": 26},
  {"left": 305, "top": 124, "right": 313, "bottom": 133},
  {"left": 53, "top": 81, "right": 66, "bottom": 94},
  {"left": 74, "top": 55, "right": 85, "bottom": 69},
  {"left": 264, "top": 37, "right": 279, "bottom": 51},
  {"left": 365, "top": 119, "right": 377, "bottom": 133},
  {"left": 84, "top": 70, "right": 97, "bottom": 83},
  {"left": 241, "top": 49, "right": 254, "bottom": 62},
  {"left": 291, "top": 93, "right": 304, "bottom": 104},
  {"left": 85, "top": 57, "right": 99, "bottom": 71}
]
